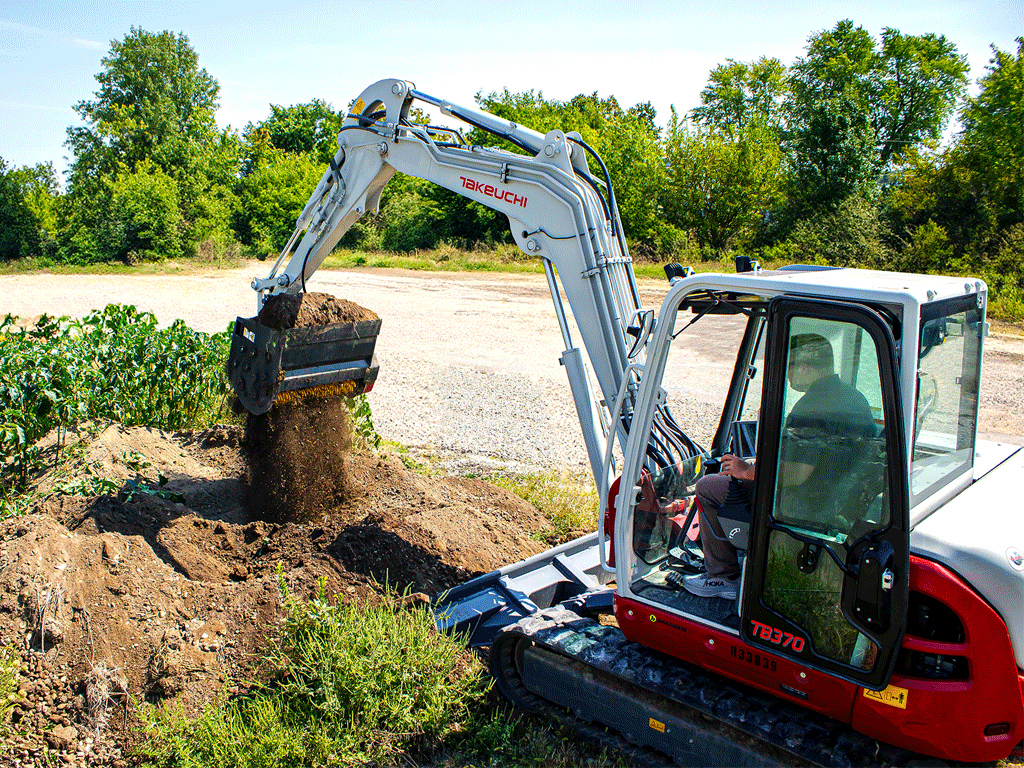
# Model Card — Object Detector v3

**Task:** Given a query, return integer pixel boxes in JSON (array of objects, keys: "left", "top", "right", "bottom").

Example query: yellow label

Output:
[
  {"left": 863, "top": 684, "right": 909, "bottom": 709},
  {"left": 648, "top": 717, "right": 666, "bottom": 733},
  {"left": 352, "top": 98, "right": 365, "bottom": 116}
]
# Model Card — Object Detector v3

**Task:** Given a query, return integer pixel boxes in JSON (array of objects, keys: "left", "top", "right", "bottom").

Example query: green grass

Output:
[
  {"left": 135, "top": 573, "right": 625, "bottom": 768},
  {"left": 489, "top": 471, "right": 598, "bottom": 544}
]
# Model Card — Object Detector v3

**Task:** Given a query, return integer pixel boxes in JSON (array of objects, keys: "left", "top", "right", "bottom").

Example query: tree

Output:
[
  {"left": 235, "top": 148, "right": 323, "bottom": 255},
  {"left": 662, "top": 116, "right": 784, "bottom": 252},
  {"left": 958, "top": 37, "right": 1024, "bottom": 229},
  {"left": 242, "top": 100, "right": 344, "bottom": 173},
  {"left": 788, "top": 20, "right": 968, "bottom": 191},
  {"left": 691, "top": 57, "right": 789, "bottom": 134},
  {"left": 476, "top": 90, "right": 667, "bottom": 247},
  {"left": 63, "top": 28, "right": 240, "bottom": 260},
  {"left": 0, "top": 158, "right": 40, "bottom": 260}
]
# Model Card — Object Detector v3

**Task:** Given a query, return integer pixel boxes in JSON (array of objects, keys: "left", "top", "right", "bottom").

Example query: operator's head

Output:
[{"left": 788, "top": 333, "right": 834, "bottom": 392}]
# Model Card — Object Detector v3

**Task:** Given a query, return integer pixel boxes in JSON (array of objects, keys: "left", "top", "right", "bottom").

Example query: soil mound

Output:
[
  {"left": 0, "top": 422, "right": 549, "bottom": 766},
  {"left": 256, "top": 291, "right": 378, "bottom": 330}
]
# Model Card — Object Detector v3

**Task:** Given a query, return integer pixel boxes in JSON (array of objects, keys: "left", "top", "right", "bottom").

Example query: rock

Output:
[{"left": 45, "top": 724, "right": 77, "bottom": 750}]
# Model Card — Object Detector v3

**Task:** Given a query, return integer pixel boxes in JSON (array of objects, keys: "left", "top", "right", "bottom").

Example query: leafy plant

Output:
[
  {"left": 0, "top": 305, "right": 231, "bottom": 497},
  {"left": 136, "top": 575, "right": 490, "bottom": 767}
]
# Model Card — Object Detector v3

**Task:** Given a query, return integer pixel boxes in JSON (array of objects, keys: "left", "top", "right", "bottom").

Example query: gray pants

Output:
[{"left": 695, "top": 473, "right": 755, "bottom": 579}]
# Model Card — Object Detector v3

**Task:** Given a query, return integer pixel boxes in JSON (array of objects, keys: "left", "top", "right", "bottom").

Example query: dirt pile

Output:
[
  {"left": 0, "top": 423, "right": 550, "bottom": 767},
  {"left": 256, "top": 291, "right": 378, "bottom": 330}
]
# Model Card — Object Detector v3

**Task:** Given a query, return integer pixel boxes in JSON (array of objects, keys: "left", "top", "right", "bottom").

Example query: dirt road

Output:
[{"left": 3, "top": 265, "right": 1022, "bottom": 471}]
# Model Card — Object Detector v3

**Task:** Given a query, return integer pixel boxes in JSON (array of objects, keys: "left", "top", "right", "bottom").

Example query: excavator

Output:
[{"left": 227, "top": 79, "right": 1024, "bottom": 765}]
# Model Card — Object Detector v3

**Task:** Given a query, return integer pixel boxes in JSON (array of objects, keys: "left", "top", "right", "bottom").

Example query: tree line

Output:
[{"left": 1, "top": 24, "right": 1021, "bottom": 318}]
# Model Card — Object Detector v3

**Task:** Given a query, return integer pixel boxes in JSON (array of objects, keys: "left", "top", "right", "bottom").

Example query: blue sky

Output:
[{"left": 1, "top": 0, "right": 1019, "bottom": 181}]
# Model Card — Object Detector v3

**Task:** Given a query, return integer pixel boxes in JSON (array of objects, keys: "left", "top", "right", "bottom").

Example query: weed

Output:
[
  {"left": 490, "top": 471, "right": 598, "bottom": 544},
  {"left": 136, "top": 575, "right": 491, "bottom": 767},
  {"left": 0, "top": 645, "right": 18, "bottom": 725}
]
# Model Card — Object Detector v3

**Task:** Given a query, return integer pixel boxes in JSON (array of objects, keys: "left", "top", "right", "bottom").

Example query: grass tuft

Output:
[{"left": 490, "top": 471, "right": 598, "bottom": 544}]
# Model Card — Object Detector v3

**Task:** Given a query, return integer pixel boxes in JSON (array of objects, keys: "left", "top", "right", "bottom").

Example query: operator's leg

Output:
[
  {"left": 680, "top": 474, "right": 755, "bottom": 599},
  {"left": 694, "top": 473, "right": 742, "bottom": 579}
]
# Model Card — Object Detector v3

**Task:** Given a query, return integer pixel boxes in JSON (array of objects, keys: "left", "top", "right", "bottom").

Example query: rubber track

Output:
[{"left": 489, "top": 605, "right": 924, "bottom": 767}]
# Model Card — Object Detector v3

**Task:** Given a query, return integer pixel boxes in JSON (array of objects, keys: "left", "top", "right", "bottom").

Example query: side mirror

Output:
[{"left": 625, "top": 310, "right": 655, "bottom": 360}]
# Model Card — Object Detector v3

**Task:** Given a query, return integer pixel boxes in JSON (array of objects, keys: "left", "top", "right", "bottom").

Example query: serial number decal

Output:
[
  {"left": 459, "top": 176, "right": 528, "bottom": 208},
  {"left": 863, "top": 684, "right": 909, "bottom": 710},
  {"left": 750, "top": 619, "right": 805, "bottom": 653},
  {"left": 730, "top": 644, "right": 778, "bottom": 672}
]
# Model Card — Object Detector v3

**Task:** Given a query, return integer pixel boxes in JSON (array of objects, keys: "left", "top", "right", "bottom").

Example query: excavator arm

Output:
[{"left": 230, "top": 79, "right": 697, "bottom": 484}]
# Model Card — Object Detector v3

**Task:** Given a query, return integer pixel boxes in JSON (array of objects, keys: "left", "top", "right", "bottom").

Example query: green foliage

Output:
[
  {"left": 0, "top": 306, "right": 231, "bottom": 495},
  {"left": 0, "top": 158, "right": 43, "bottom": 261},
  {"left": 899, "top": 219, "right": 954, "bottom": 273},
  {"left": 346, "top": 394, "right": 380, "bottom": 450},
  {"left": 136, "top": 577, "right": 490, "bottom": 767},
  {"left": 784, "top": 20, "right": 968, "bottom": 218},
  {"left": 242, "top": 100, "right": 345, "bottom": 172},
  {"left": 691, "top": 56, "right": 789, "bottom": 133},
  {"left": 490, "top": 471, "right": 598, "bottom": 544},
  {"left": 781, "top": 193, "right": 894, "bottom": 268},
  {"left": 958, "top": 37, "right": 1024, "bottom": 231},
  {"left": 99, "top": 161, "right": 184, "bottom": 262},
  {"left": 0, "top": 645, "right": 18, "bottom": 725},
  {"left": 476, "top": 89, "right": 666, "bottom": 246},
  {"left": 236, "top": 148, "right": 323, "bottom": 255},
  {"left": 63, "top": 27, "right": 242, "bottom": 263},
  {"left": 663, "top": 116, "right": 784, "bottom": 252}
]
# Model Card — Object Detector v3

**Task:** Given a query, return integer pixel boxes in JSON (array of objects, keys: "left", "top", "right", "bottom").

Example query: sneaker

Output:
[{"left": 680, "top": 572, "right": 738, "bottom": 600}]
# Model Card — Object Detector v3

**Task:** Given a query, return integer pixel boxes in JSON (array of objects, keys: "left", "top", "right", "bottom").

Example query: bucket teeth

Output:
[{"left": 275, "top": 380, "right": 362, "bottom": 405}]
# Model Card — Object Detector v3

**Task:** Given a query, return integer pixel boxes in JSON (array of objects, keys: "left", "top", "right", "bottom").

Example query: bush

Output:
[
  {"left": 136, "top": 577, "right": 490, "bottom": 767},
  {"left": 782, "top": 194, "right": 893, "bottom": 268},
  {"left": 897, "top": 219, "right": 954, "bottom": 274},
  {"left": 100, "top": 161, "right": 184, "bottom": 262},
  {"left": 0, "top": 160, "right": 41, "bottom": 261},
  {"left": 235, "top": 149, "right": 322, "bottom": 256}
]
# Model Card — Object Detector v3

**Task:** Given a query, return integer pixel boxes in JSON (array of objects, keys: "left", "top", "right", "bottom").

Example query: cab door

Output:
[{"left": 741, "top": 297, "right": 909, "bottom": 691}]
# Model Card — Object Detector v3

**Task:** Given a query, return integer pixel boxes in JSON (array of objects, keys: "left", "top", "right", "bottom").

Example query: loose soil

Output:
[
  {"left": 256, "top": 291, "right": 379, "bottom": 330},
  {"left": 0, "top": 421, "right": 549, "bottom": 767},
  {"left": 246, "top": 292, "right": 376, "bottom": 523}
]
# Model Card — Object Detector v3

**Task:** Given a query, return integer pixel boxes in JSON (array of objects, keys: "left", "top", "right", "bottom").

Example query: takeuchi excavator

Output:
[{"left": 227, "top": 79, "right": 1024, "bottom": 765}]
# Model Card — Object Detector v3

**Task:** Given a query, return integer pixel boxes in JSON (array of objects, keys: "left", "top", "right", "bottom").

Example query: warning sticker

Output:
[
  {"left": 648, "top": 717, "right": 666, "bottom": 733},
  {"left": 863, "top": 684, "right": 909, "bottom": 709}
]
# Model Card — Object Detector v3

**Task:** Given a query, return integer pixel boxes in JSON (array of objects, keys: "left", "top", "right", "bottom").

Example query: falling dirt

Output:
[
  {"left": 245, "top": 291, "right": 379, "bottom": 524},
  {"left": 0, "top": 422, "right": 550, "bottom": 767}
]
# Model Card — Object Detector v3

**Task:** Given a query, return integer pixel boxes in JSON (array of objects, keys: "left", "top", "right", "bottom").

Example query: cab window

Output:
[{"left": 911, "top": 301, "right": 983, "bottom": 505}]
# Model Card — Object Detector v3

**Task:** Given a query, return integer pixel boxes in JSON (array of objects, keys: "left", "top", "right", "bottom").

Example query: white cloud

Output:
[{"left": 72, "top": 37, "right": 105, "bottom": 51}]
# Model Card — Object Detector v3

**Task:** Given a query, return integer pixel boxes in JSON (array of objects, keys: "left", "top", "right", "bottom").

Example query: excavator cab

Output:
[{"left": 616, "top": 274, "right": 912, "bottom": 693}]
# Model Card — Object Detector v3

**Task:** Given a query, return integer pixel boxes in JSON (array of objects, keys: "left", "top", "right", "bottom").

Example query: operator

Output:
[{"left": 681, "top": 332, "right": 876, "bottom": 600}]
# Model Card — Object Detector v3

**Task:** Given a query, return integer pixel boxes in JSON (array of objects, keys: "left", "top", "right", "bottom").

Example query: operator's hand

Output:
[{"left": 721, "top": 454, "right": 755, "bottom": 482}]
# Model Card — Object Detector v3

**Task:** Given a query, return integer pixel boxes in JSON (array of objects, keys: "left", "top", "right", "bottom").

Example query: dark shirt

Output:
[{"left": 778, "top": 374, "right": 877, "bottom": 523}]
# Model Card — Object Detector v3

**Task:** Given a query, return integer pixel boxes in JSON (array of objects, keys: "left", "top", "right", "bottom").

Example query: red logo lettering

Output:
[
  {"left": 458, "top": 176, "right": 527, "bottom": 208},
  {"left": 749, "top": 620, "right": 805, "bottom": 653}
]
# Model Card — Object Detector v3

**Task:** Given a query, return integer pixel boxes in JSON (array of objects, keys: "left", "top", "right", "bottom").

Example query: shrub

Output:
[
  {"left": 782, "top": 194, "right": 893, "bottom": 268},
  {"left": 101, "top": 161, "right": 184, "bottom": 262},
  {"left": 235, "top": 149, "right": 322, "bottom": 256},
  {"left": 136, "top": 577, "right": 489, "bottom": 767}
]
